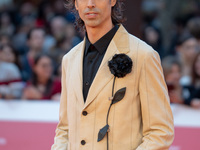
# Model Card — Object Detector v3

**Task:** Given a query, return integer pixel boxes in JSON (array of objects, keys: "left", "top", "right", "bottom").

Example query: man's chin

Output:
[{"left": 84, "top": 21, "right": 101, "bottom": 28}]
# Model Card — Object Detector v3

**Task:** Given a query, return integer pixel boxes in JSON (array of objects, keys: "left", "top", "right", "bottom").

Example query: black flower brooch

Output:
[
  {"left": 108, "top": 53, "right": 133, "bottom": 78},
  {"left": 97, "top": 54, "right": 133, "bottom": 149}
]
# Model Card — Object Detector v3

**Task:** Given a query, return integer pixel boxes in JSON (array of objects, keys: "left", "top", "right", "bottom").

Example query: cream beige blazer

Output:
[{"left": 52, "top": 25, "right": 174, "bottom": 150}]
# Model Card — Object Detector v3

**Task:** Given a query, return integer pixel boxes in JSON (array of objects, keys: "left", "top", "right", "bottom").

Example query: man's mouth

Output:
[{"left": 85, "top": 12, "right": 98, "bottom": 18}]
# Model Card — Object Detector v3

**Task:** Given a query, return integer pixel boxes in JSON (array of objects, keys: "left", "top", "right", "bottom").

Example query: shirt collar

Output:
[{"left": 85, "top": 24, "right": 119, "bottom": 55}]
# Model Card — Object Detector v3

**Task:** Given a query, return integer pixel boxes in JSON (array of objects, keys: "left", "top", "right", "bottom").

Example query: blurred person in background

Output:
[
  {"left": 143, "top": 25, "right": 164, "bottom": 59},
  {"left": 42, "top": 16, "right": 67, "bottom": 52},
  {"left": 0, "top": 44, "right": 20, "bottom": 68},
  {"left": 64, "top": 23, "right": 82, "bottom": 47},
  {"left": 0, "top": 12, "right": 15, "bottom": 36},
  {"left": 50, "top": 16, "right": 67, "bottom": 41},
  {"left": 19, "top": 27, "right": 45, "bottom": 81},
  {"left": 162, "top": 56, "right": 184, "bottom": 104},
  {"left": 37, "top": 3, "right": 56, "bottom": 52},
  {"left": 48, "top": 23, "right": 81, "bottom": 69},
  {"left": 184, "top": 52, "right": 200, "bottom": 108},
  {"left": 0, "top": 44, "right": 24, "bottom": 99},
  {"left": 187, "top": 17, "right": 200, "bottom": 48},
  {"left": 47, "top": 34, "right": 69, "bottom": 74},
  {"left": 12, "top": 17, "right": 36, "bottom": 55},
  {"left": 0, "top": 33, "right": 11, "bottom": 45},
  {"left": 176, "top": 33, "right": 199, "bottom": 86},
  {"left": 22, "top": 53, "right": 61, "bottom": 100},
  {"left": 36, "top": 1, "right": 55, "bottom": 26},
  {"left": 53, "top": 0, "right": 66, "bottom": 16},
  {"left": 0, "top": 0, "right": 13, "bottom": 8},
  {"left": 15, "top": 2, "right": 36, "bottom": 25},
  {"left": 46, "top": 17, "right": 71, "bottom": 73}
]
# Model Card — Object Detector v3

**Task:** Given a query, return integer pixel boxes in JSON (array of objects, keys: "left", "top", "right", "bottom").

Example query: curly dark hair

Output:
[{"left": 64, "top": 0, "right": 125, "bottom": 30}]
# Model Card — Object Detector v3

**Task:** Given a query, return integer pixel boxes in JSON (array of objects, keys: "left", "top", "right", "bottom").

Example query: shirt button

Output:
[
  {"left": 85, "top": 82, "right": 89, "bottom": 86},
  {"left": 82, "top": 111, "right": 88, "bottom": 116},
  {"left": 81, "top": 140, "right": 86, "bottom": 145}
]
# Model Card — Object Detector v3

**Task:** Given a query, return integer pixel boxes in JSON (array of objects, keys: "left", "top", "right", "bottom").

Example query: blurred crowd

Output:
[
  {"left": 142, "top": 0, "right": 200, "bottom": 108},
  {"left": 0, "top": 0, "right": 83, "bottom": 100},
  {"left": 0, "top": 0, "right": 200, "bottom": 108}
]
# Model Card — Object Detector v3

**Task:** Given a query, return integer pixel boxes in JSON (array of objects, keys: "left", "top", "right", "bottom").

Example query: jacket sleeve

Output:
[
  {"left": 136, "top": 49, "right": 174, "bottom": 150},
  {"left": 51, "top": 57, "right": 69, "bottom": 150}
]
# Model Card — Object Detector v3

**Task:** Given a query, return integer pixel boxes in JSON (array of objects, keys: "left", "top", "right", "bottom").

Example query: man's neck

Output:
[{"left": 86, "top": 23, "right": 114, "bottom": 44}]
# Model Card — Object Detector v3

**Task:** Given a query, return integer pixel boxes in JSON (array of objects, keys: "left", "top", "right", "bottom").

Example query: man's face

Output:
[{"left": 75, "top": 0, "right": 116, "bottom": 29}]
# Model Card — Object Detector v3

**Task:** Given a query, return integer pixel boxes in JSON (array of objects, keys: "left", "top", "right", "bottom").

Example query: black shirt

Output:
[{"left": 83, "top": 25, "right": 119, "bottom": 102}]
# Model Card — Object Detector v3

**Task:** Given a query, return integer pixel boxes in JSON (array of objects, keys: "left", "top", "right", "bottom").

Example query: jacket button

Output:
[
  {"left": 81, "top": 140, "right": 86, "bottom": 145},
  {"left": 85, "top": 82, "right": 89, "bottom": 86},
  {"left": 82, "top": 111, "right": 88, "bottom": 116}
]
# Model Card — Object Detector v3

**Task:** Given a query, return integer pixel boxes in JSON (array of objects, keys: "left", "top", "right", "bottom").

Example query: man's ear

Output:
[
  {"left": 111, "top": 0, "right": 117, "bottom": 7},
  {"left": 75, "top": 0, "right": 78, "bottom": 10}
]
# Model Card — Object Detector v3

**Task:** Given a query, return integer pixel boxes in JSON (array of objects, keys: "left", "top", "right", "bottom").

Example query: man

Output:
[{"left": 52, "top": 0, "right": 174, "bottom": 150}]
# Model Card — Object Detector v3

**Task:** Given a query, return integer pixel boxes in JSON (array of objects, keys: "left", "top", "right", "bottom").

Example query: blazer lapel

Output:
[
  {"left": 83, "top": 25, "right": 130, "bottom": 110},
  {"left": 71, "top": 41, "right": 85, "bottom": 108}
]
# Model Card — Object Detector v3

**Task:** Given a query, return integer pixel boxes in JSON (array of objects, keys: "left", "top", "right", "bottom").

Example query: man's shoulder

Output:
[
  {"left": 117, "top": 25, "right": 155, "bottom": 55},
  {"left": 127, "top": 33, "right": 160, "bottom": 61},
  {"left": 128, "top": 33, "right": 155, "bottom": 53}
]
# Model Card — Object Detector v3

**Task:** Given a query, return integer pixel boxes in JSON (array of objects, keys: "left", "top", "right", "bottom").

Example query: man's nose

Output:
[{"left": 87, "top": 0, "right": 96, "bottom": 8}]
